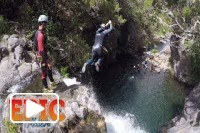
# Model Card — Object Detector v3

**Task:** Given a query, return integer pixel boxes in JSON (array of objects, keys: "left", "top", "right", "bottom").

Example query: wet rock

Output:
[
  {"left": 18, "top": 63, "right": 32, "bottom": 79},
  {"left": 77, "top": 93, "right": 89, "bottom": 107},
  {"left": 7, "top": 36, "right": 19, "bottom": 51},
  {"left": 148, "top": 54, "right": 154, "bottom": 59},
  {"left": 0, "top": 45, "right": 9, "bottom": 61},
  {"left": 176, "top": 117, "right": 186, "bottom": 126},
  {"left": 72, "top": 124, "right": 98, "bottom": 133},
  {"left": 0, "top": 55, "right": 21, "bottom": 93},
  {"left": 184, "top": 100, "right": 197, "bottom": 120},
  {"left": 166, "top": 85, "right": 200, "bottom": 132},
  {"left": 2, "top": 35, "right": 9, "bottom": 42},
  {"left": 65, "top": 106, "right": 76, "bottom": 120},
  {"left": 71, "top": 102, "right": 88, "bottom": 119},
  {"left": 155, "top": 67, "right": 161, "bottom": 73},
  {"left": 7, "top": 73, "right": 42, "bottom": 93},
  {"left": 87, "top": 97, "right": 101, "bottom": 114},
  {"left": 32, "top": 62, "right": 40, "bottom": 72},
  {"left": 170, "top": 34, "right": 193, "bottom": 85},
  {"left": 14, "top": 44, "right": 24, "bottom": 64},
  {"left": 56, "top": 85, "right": 105, "bottom": 133},
  {"left": 0, "top": 35, "right": 38, "bottom": 93},
  {"left": 10, "top": 34, "right": 19, "bottom": 38}
]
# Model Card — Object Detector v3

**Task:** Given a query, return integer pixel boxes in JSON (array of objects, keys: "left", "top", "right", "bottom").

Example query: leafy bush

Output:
[
  {"left": 182, "top": 7, "right": 192, "bottom": 17},
  {"left": 189, "top": 37, "right": 200, "bottom": 83},
  {"left": 60, "top": 67, "right": 69, "bottom": 78},
  {"left": 184, "top": 39, "right": 194, "bottom": 49},
  {"left": 182, "top": 7, "right": 192, "bottom": 22},
  {"left": 3, "top": 120, "right": 19, "bottom": 133},
  {"left": 0, "top": 16, "right": 9, "bottom": 35},
  {"left": 151, "top": 48, "right": 159, "bottom": 54}
]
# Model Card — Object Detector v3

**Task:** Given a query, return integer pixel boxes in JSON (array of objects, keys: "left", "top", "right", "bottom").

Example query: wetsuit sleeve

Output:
[
  {"left": 37, "top": 32, "right": 44, "bottom": 56},
  {"left": 102, "top": 23, "right": 113, "bottom": 34},
  {"left": 96, "top": 28, "right": 102, "bottom": 34}
]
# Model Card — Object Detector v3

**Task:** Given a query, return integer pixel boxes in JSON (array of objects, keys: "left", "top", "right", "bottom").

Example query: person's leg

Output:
[
  {"left": 95, "top": 50, "right": 103, "bottom": 72},
  {"left": 42, "top": 78, "right": 48, "bottom": 88},
  {"left": 95, "top": 57, "right": 103, "bottom": 72},
  {"left": 41, "top": 62, "right": 48, "bottom": 88},
  {"left": 82, "top": 58, "right": 93, "bottom": 73},
  {"left": 82, "top": 49, "right": 97, "bottom": 73},
  {"left": 47, "top": 63, "right": 54, "bottom": 82},
  {"left": 98, "top": 56, "right": 104, "bottom": 64},
  {"left": 86, "top": 59, "right": 93, "bottom": 65}
]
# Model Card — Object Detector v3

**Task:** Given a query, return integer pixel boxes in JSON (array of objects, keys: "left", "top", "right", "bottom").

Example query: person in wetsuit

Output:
[
  {"left": 34, "top": 15, "right": 55, "bottom": 90},
  {"left": 82, "top": 20, "right": 113, "bottom": 73}
]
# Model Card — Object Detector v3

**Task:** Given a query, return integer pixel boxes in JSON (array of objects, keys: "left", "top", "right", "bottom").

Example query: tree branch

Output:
[
  {"left": 191, "top": 20, "right": 200, "bottom": 31},
  {"left": 167, "top": 11, "right": 200, "bottom": 35}
]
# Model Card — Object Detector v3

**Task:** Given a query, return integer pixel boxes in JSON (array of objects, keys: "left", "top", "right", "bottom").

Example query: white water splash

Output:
[
  {"left": 83, "top": 85, "right": 147, "bottom": 133},
  {"left": 63, "top": 77, "right": 81, "bottom": 87},
  {"left": 104, "top": 112, "right": 147, "bottom": 133}
]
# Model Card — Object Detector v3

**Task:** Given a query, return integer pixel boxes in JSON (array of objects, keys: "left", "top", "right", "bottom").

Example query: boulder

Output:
[
  {"left": 2, "top": 35, "right": 9, "bottom": 42},
  {"left": 7, "top": 37, "right": 19, "bottom": 51},
  {"left": 14, "top": 44, "right": 24, "bottom": 64},
  {"left": 0, "top": 45, "right": 9, "bottom": 61},
  {"left": 18, "top": 63, "right": 32, "bottom": 79},
  {"left": 70, "top": 102, "right": 88, "bottom": 119},
  {"left": 0, "top": 35, "right": 39, "bottom": 93},
  {"left": 32, "top": 62, "right": 40, "bottom": 72},
  {"left": 166, "top": 85, "right": 200, "bottom": 132},
  {"left": 0, "top": 55, "right": 21, "bottom": 93}
]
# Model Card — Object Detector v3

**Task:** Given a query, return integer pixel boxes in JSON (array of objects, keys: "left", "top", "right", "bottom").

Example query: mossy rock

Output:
[
  {"left": 63, "top": 111, "right": 106, "bottom": 133},
  {"left": 3, "top": 119, "right": 20, "bottom": 133},
  {"left": 85, "top": 111, "right": 106, "bottom": 133}
]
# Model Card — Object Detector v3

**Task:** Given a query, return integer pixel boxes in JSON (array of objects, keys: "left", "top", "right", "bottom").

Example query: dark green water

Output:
[{"left": 93, "top": 60, "right": 186, "bottom": 133}]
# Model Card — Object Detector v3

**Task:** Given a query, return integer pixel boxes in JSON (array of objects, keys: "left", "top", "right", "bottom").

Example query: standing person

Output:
[
  {"left": 34, "top": 15, "right": 55, "bottom": 91},
  {"left": 82, "top": 20, "right": 113, "bottom": 73}
]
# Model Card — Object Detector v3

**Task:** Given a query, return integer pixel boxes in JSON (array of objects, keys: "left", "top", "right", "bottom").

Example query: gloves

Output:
[{"left": 106, "top": 20, "right": 112, "bottom": 26}]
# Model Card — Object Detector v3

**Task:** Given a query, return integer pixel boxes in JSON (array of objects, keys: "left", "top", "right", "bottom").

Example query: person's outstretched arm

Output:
[{"left": 103, "top": 20, "right": 113, "bottom": 34}]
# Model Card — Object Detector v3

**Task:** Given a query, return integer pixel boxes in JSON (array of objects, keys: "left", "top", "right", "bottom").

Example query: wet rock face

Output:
[
  {"left": 55, "top": 85, "right": 105, "bottom": 133},
  {"left": 166, "top": 85, "right": 200, "bottom": 133},
  {"left": 0, "top": 45, "right": 9, "bottom": 61},
  {"left": 170, "top": 34, "right": 193, "bottom": 85},
  {"left": 0, "top": 34, "right": 42, "bottom": 94}
]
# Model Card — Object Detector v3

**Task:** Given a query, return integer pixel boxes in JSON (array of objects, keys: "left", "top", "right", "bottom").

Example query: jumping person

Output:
[
  {"left": 34, "top": 15, "right": 55, "bottom": 91},
  {"left": 82, "top": 20, "right": 113, "bottom": 73}
]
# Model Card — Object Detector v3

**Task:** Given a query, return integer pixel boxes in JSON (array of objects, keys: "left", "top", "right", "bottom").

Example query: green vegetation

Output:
[
  {"left": 1, "top": 0, "right": 127, "bottom": 72},
  {"left": 166, "top": 0, "right": 200, "bottom": 83},
  {"left": 189, "top": 37, "right": 200, "bottom": 83},
  {"left": 0, "top": 16, "right": 9, "bottom": 35},
  {"left": 151, "top": 48, "right": 159, "bottom": 54},
  {"left": 60, "top": 67, "right": 69, "bottom": 78},
  {"left": 3, "top": 120, "right": 19, "bottom": 133}
]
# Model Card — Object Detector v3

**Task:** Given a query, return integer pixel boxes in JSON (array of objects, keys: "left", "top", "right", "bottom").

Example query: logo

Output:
[{"left": 9, "top": 93, "right": 66, "bottom": 123}]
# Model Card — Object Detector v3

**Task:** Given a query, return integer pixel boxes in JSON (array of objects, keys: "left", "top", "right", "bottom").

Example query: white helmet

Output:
[
  {"left": 100, "top": 23, "right": 106, "bottom": 29},
  {"left": 38, "top": 15, "right": 48, "bottom": 23}
]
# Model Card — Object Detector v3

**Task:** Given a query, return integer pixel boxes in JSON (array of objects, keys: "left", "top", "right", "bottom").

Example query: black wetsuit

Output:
[{"left": 87, "top": 23, "right": 113, "bottom": 65}]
